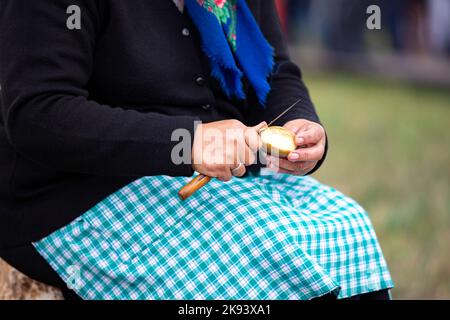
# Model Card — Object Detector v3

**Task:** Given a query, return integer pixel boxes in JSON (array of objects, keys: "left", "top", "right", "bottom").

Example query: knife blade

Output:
[{"left": 266, "top": 98, "right": 303, "bottom": 128}]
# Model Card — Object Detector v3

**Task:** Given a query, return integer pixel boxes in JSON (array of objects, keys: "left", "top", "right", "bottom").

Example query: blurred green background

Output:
[
  {"left": 306, "top": 72, "right": 450, "bottom": 299},
  {"left": 277, "top": 0, "right": 450, "bottom": 299}
]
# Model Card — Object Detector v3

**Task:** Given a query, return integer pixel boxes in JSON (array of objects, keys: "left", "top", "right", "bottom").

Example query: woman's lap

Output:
[
  {"left": 32, "top": 172, "right": 394, "bottom": 300},
  {"left": 0, "top": 243, "right": 390, "bottom": 301}
]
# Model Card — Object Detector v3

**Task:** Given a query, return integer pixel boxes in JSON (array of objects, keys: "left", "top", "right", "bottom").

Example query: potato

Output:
[{"left": 260, "top": 126, "right": 296, "bottom": 158}]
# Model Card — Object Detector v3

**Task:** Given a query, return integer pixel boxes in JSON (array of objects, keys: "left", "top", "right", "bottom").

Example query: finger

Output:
[
  {"left": 231, "top": 163, "right": 246, "bottom": 177},
  {"left": 267, "top": 160, "right": 292, "bottom": 173},
  {"left": 269, "top": 156, "right": 315, "bottom": 172},
  {"left": 283, "top": 120, "right": 305, "bottom": 134},
  {"left": 253, "top": 121, "right": 268, "bottom": 132},
  {"left": 217, "top": 168, "right": 233, "bottom": 182},
  {"left": 278, "top": 168, "right": 311, "bottom": 176},
  {"left": 266, "top": 160, "right": 302, "bottom": 175},
  {"left": 295, "top": 126, "right": 325, "bottom": 146},
  {"left": 298, "top": 162, "right": 316, "bottom": 175},
  {"left": 267, "top": 160, "right": 315, "bottom": 176},
  {"left": 232, "top": 138, "right": 252, "bottom": 166},
  {"left": 270, "top": 167, "right": 304, "bottom": 176},
  {"left": 245, "top": 127, "right": 262, "bottom": 153},
  {"left": 240, "top": 145, "right": 257, "bottom": 166},
  {"left": 287, "top": 143, "right": 325, "bottom": 162},
  {"left": 245, "top": 121, "right": 266, "bottom": 152},
  {"left": 212, "top": 163, "right": 234, "bottom": 182}
]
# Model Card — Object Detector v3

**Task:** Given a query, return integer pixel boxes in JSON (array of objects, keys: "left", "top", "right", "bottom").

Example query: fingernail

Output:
[
  {"left": 296, "top": 137, "right": 304, "bottom": 144},
  {"left": 290, "top": 153, "right": 299, "bottom": 160}
]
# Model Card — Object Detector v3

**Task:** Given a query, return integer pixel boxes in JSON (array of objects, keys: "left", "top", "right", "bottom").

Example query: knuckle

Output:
[
  {"left": 230, "top": 119, "right": 243, "bottom": 128},
  {"left": 319, "top": 127, "right": 325, "bottom": 136},
  {"left": 315, "top": 131, "right": 322, "bottom": 141},
  {"left": 305, "top": 134, "right": 313, "bottom": 142}
]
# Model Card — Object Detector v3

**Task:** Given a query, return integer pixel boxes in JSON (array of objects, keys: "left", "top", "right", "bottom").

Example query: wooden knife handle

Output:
[{"left": 178, "top": 174, "right": 212, "bottom": 201}]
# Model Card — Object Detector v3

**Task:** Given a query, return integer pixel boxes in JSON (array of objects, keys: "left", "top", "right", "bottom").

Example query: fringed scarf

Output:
[{"left": 178, "top": 0, "right": 274, "bottom": 106}]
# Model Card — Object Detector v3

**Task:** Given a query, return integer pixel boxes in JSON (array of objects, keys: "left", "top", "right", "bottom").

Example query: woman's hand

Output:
[
  {"left": 192, "top": 120, "right": 267, "bottom": 181},
  {"left": 266, "top": 119, "right": 326, "bottom": 176}
]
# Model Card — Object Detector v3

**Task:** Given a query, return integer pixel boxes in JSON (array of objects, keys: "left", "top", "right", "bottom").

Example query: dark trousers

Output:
[{"left": 1, "top": 244, "right": 390, "bottom": 301}]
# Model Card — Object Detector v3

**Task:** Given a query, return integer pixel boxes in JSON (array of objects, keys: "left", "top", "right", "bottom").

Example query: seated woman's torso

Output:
[{"left": 0, "top": 1, "right": 261, "bottom": 248}]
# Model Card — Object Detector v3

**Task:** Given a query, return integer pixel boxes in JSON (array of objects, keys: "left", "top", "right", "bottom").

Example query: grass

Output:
[{"left": 306, "top": 73, "right": 450, "bottom": 299}]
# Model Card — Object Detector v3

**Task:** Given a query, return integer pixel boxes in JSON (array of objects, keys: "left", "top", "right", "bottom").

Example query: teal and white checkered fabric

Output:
[{"left": 34, "top": 172, "right": 393, "bottom": 300}]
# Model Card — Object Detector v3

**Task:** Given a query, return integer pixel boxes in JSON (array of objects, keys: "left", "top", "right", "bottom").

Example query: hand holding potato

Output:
[{"left": 266, "top": 119, "right": 326, "bottom": 176}]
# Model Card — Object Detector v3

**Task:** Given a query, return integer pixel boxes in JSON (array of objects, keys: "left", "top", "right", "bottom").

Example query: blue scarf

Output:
[{"left": 184, "top": 0, "right": 274, "bottom": 106}]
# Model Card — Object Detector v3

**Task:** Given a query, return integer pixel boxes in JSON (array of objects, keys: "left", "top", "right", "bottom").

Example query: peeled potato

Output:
[{"left": 260, "top": 126, "right": 296, "bottom": 158}]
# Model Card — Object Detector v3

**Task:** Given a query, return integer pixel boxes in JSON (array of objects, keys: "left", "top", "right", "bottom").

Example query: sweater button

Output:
[
  {"left": 182, "top": 28, "right": 190, "bottom": 37},
  {"left": 196, "top": 77, "right": 206, "bottom": 86},
  {"left": 202, "top": 104, "right": 212, "bottom": 110}
]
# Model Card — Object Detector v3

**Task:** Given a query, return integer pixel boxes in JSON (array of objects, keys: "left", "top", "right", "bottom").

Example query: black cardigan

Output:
[{"left": 0, "top": 0, "right": 326, "bottom": 248}]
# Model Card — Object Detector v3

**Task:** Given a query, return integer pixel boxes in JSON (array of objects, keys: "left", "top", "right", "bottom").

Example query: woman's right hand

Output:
[{"left": 192, "top": 120, "right": 267, "bottom": 181}]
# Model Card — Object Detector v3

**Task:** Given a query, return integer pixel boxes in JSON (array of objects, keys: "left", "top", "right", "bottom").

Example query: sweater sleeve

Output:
[
  {"left": 0, "top": 0, "right": 197, "bottom": 177},
  {"left": 244, "top": 0, "right": 328, "bottom": 174}
]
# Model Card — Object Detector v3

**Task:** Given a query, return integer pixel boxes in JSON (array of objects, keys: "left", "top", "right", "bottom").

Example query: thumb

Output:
[
  {"left": 246, "top": 122, "right": 267, "bottom": 152},
  {"left": 253, "top": 121, "right": 268, "bottom": 133}
]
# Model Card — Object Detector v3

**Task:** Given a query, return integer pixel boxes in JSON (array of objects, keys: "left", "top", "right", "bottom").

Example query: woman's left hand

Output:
[{"left": 266, "top": 119, "right": 326, "bottom": 176}]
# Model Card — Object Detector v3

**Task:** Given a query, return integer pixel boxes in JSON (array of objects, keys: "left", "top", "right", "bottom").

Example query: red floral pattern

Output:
[
  {"left": 214, "top": 0, "right": 226, "bottom": 9},
  {"left": 196, "top": 0, "right": 237, "bottom": 50}
]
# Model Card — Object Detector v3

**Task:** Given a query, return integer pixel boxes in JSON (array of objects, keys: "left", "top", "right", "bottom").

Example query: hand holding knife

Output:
[{"left": 178, "top": 98, "right": 303, "bottom": 201}]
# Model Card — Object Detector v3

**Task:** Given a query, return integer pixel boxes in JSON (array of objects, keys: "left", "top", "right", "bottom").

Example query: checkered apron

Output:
[{"left": 33, "top": 171, "right": 393, "bottom": 300}]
